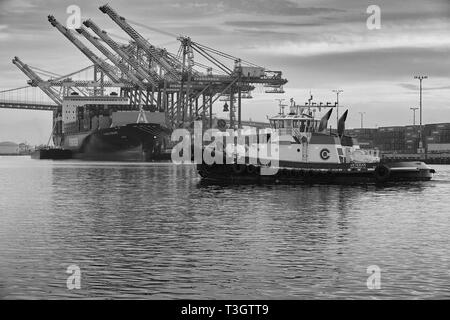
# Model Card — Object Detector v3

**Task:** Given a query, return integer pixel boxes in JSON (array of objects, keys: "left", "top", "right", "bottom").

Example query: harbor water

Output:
[{"left": 0, "top": 156, "right": 449, "bottom": 299}]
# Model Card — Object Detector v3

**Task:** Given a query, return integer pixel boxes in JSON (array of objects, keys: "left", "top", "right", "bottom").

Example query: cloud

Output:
[
  {"left": 151, "top": 0, "right": 344, "bottom": 17},
  {"left": 165, "top": 25, "right": 225, "bottom": 37},
  {"left": 233, "top": 28, "right": 300, "bottom": 40},
  {"left": 224, "top": 20, "right": 323, "bottom": 28},
  {"left": 0, "top": 0, "right": 38, "bottom": 13},
  {"left": 219, "top": 0, "right": 344, "bottom": 16},
  {"left": 0, "top": 24, "right": 10, "bottom": 41},
  {"left": 243, "top": 19, "right": 450, "bottom": 57},
  {"left": 398, "top": 83, "right": 450, "bottom": 91}
]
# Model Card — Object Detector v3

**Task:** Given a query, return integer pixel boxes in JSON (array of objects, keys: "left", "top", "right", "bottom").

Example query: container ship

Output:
[{"left": 50, "top": 94, "right": 171, "bottom": 161}]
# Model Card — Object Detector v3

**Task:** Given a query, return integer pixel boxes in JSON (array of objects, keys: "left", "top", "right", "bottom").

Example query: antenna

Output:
[
  {"left": 276, "top": 98, "right": 287, "bottom": 115},
  {"left": 332, "top": 89, "right": 343, "bottom": 128}
]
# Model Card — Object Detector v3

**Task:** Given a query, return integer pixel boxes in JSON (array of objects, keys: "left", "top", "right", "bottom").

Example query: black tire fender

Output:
[
  {"left": 232, "top": 163, "right": 246, "bottom": 174},
  {"left": 374, "top": 164, "right": 391, "bottom": 182},
  {"left": 246, "top": 164, "right": 258, "bottom": 174}
]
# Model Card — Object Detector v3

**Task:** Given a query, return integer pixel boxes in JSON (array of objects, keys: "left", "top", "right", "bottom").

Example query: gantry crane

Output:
[
  {"left": 12, "top": 57, "right": 62, "bottom": 106},
  {"left": 99, "top": 4, "right": 181, "bottom": 82},
  {"left": 5, "top": 4, "right": 288, "bottom": 132},
  {"left": 82, "top": 19, "right": 160, "bottom": 86},
  {"left": 48, "top": 15, "right": 122, "bottom": 84},
  {"left": 75, "top": 26, "right": 146, "bottom": 89}
]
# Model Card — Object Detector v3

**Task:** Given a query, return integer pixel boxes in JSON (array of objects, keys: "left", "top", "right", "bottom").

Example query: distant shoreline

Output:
[{"left": 0, "top": 154, "right": 31, "bottom": 156}]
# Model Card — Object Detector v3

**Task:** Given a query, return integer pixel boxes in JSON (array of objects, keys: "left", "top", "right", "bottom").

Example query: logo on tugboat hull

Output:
[{"left": 320, "top": 148, "right": 330, "bottom": 160}]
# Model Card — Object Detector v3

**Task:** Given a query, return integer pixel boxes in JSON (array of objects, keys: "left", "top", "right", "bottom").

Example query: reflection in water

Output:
[{"left": 0, "top": 157, "right": 449, "bottom": 299}]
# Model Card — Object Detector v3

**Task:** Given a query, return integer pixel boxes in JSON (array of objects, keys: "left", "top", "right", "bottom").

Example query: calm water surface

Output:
[{"left": 0, "top": 156, "right": 449, "bottom": 299}]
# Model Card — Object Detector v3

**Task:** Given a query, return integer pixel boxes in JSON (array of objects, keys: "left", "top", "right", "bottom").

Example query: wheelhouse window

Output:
[
  {"left": 299, "top": 120, "right": 306, "bottom": 132},
  {"left": 314, "top": 120, "right": 319, "bottom": 131},
  {"left": 305, "top": 120, "right": 311, "bottom": 132}
]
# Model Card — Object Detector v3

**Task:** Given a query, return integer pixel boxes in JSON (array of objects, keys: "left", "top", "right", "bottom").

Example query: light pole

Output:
[
  {"left": 410, "top": 107, "right": 418, "bottom": 126},
  {"left": 358, "top": 112, "right": 365, "bottom": 128},
  {"left": 414, "top": 75, "right": 428, "bottom": 151},
  {"left": 332, "top": 89, "right": 343, "bottom": 127}
]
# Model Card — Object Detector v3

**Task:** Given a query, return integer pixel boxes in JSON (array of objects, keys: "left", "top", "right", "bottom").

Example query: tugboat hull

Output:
[{"left": 197, "top": 161, "right": 435, "bottom": 184}]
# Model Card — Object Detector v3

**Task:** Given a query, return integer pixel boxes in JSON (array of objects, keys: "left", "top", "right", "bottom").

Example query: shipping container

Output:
[
  {"left": 428, "top": 143, "right": 450, "bottom": 153},
  {"left": 349, "top": 122, "right": 450, "bottom": 154}
]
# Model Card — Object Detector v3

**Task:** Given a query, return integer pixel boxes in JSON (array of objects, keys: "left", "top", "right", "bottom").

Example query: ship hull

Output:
[
  {"left": 63, "top": 123, "right": 171, "bottom": 162},
  {"left": 197, "top": 161, "right": 435, "bottom": 184}
]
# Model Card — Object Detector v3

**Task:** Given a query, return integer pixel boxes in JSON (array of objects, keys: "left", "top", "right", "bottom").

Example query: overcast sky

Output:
[{"left": 0, "top": 0, "right": 449, "bottom": 144}]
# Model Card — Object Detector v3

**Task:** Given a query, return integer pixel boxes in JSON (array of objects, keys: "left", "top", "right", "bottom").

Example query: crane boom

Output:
[
  {"left": 48, "top": 15, "right": 122, "bottom": 83},
  {"left": 83, "top": 19, "right": 160, "bottom": 86},
  {"left": 98, "top": 4, "right": 180, "bottom": 81},
  {"left": 12, "top": 57, "right": 62, "bottom": 105},
  {"left": 76, "top": 26, "right": 146, "bottom": 89}
]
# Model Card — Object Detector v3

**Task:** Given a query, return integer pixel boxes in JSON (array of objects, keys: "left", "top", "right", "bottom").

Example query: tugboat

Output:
[{"left": 197, "top": 99, "right": 435, "bottom": 184}]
